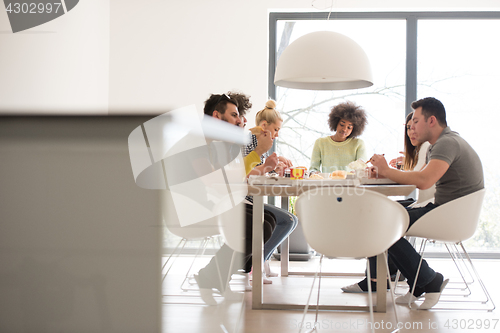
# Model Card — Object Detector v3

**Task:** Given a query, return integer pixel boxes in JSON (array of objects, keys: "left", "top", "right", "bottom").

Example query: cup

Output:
[{"left": 290, "top": 167, "right": 306, "bottom": 179}]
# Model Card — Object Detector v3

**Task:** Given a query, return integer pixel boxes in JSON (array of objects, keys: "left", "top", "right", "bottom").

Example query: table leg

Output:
[
  {"left": 375, "top": 252, "right": 387, "bottom": 312},
  {"left": 252, "top": 195, "right": 264, "bottom": 310},
  {"left": 280, "top": 196, "right": 289, "bottom": 277}
]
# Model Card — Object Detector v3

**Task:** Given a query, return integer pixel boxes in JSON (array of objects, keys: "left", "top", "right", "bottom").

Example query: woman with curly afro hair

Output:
[{"left": 310, "top": 101, "right": 368, "bottom": 172}]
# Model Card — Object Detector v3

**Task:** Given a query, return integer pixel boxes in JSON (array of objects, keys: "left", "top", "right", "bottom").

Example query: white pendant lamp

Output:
[{"left": 274, "top": 31, "right": 373, "bottom": 90}]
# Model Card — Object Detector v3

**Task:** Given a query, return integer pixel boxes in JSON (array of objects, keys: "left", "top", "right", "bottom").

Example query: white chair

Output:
[
  {"left": 161, "top": 190, "right": 223, "bottom": 301},
  {"left": 294, "top": 187, "right": 409, "bottom": 333},
  {"left": 405, "top": 188, "right": 495, "bottom": 311}
]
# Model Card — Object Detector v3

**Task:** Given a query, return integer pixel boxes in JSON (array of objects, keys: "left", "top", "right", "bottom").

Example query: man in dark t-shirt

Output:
[{"left": 343, "top": 97, "right": 484, "bottom": 310}]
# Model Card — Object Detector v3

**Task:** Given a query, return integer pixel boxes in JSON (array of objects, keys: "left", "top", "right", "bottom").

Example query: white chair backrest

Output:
[
  {"left": 161, "top": 190, "right": 221, "bottom": 240},
  {"left": 217, "top": 202, "right": 246, "bottom": 253},
  {"left": 295, "top": 188, "right": 409, "bottom": 259},
  {"left": 406, "top": 188, "right": 486, "bottom": 243}
]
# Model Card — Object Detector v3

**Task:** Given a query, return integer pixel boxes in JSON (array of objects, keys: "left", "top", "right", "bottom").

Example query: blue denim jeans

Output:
[
  {"left": 369, "top": 202, "right": 438, "bottom": 288},
  {"left": 263, "top": 203, "right": 299, "bottom": 261}
]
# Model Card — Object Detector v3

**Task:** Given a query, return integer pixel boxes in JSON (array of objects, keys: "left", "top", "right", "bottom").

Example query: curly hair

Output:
[
  {"left": 228, "top": 91, "right": 252, "bottom": 117},
  {"left": 203, "top": 94, "right": 238, "bottom": 116},
  {"left": 328, "top": 101, "right": 367, "bottom": 138}
]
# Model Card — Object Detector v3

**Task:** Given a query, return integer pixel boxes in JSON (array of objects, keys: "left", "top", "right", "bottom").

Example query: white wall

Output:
[
  {"left": 108, "top": 0, "right": 269, "bottom": 119},
  {"left": 2, "top": 0, "right": 500, "bottom": 121},
  {"left": 107, "top": 0, "right": 500, "bottom": 126},
  {"left": 0, "top": 0, "right": 109, "bottom": 114}
]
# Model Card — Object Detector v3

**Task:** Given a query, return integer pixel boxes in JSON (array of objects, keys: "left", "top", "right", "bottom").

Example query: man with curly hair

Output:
[
  {"left": 310, "top": 101, "right": 368, "bottom": 173},
  {"left": 228, "top": 91, "right": 252, "bottom": 128}
]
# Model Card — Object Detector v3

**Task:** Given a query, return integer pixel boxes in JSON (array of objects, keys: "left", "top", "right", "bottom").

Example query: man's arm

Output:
[{"left": 370, "top": 154, "right": 449, "bottom": 190}]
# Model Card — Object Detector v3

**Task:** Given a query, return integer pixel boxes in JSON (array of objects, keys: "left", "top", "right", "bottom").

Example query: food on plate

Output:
[
  {"left": 249, "top": 126, "right": 264, "bottom": 135},
  {"left": 307, "top": 173, "right": 324, "bottom": 180},
  {"left": 348, "top": 159, "right": 368, "bottom": 170},
  {"left": 329, "top": 170, "right": 347, "bottom": 179}
]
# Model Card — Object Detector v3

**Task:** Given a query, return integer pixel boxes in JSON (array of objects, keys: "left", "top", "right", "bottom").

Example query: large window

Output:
[
  {"left": 270, "top": 12, "right": 500, "bottom": 255},
  {"left": 275, "top": 19, "right": 406, "bottom": 170}
]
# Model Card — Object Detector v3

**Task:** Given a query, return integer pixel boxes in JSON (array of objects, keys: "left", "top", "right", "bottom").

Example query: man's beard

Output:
[{"left": 220, "top": 113, "right": 238, "bottom": 126}]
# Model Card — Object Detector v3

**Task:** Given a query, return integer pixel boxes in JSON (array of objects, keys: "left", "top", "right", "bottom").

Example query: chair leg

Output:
[
  {"left": 410, "top": 239, "right": 495, "bottom": 311},
  {"left": 180, "top": 237, "right": 211, "bottom": 291},
  {"left": 298, "top": 254, "right": 323, "bottom": 333},
  {"left": 443, "top": 243, "right": 472, "bottom": 296},
  {"left": 366, "top": 259, "right": 376, "bottom": 333},
  {"left": 312, "top": 255, "right": 324, "bottom": 330},
  {"left": 383, "top": 252, "right": 400, "bottom": 331},
  {"left": 162, "top": 238, "right": 187, "bottom": 282},
  {"left": 453, "top": 242, "right": 475, "bottom": 285},
  {"left": 393, "top": 236, "right": 418, "bottom": 297},
  {"left": 458, "top": 242, "right": 496, "bottom": 311},
  {"left": 409, "top": 239, "right": 427, "bottom": 309}
]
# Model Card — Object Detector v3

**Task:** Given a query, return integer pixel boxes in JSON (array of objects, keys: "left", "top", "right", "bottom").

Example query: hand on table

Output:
[
  {"left": 277, "top": 156, "right": 293, "bottom": 168},
  {"left": 263, "top": 152, "right": 279, "bottom": 174},
  {"left": 368, "top": 154, "right": 390, "bottom": 178},
  {"left": 389, "top": 152, "right": 405, "bottom": 169},
  {"left": 274, "top": 161, "right": 287, "bottom": 177}
]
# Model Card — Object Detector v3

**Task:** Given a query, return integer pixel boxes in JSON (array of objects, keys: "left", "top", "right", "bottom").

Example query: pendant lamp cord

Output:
[
  {"left": 313, "top": 0, "right": 335, "bottom": 20},
  {"left": 327, "top": 0, "right": 333, "bottom": 21}
]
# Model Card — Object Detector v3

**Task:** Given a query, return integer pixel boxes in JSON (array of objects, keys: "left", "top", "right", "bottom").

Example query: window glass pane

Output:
[
  {"left": 418, "top": 20, "right": 500, "bottom": 252},
  {"left": 275, "top": 20, "right": 406, "bottom": 170}
]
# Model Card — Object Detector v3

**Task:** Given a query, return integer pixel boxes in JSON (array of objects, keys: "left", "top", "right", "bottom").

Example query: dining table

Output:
[{"left": 247, "top": 177, "right": 416, "bottom": 312}]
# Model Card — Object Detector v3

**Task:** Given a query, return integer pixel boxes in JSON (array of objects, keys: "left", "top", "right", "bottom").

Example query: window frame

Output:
[{"left": 269, "top": 11, "right": 500, "bottom": 258}]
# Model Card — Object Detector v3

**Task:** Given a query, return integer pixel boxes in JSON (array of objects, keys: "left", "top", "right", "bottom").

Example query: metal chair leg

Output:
[
  {"left": 408, "top": 239, "right": 427, "bottom": 309},
  {"left": 298, "top": 254, "right": 323, "bottom": 333},
  {"left": 458, "top": 242, "right": 496, "bottom": 311},
  {"left": 180, "top": 237, "right": 211, "bottom": 291},
  {"left": 410, "top": 239, "right": 495, "bottom": 310},
  {"left": 383, "top": 252, "right": 401, "bottom": 332},
  {"left": 442, "top": 243, "right": 472, "bottom": 296},
  {"left": 365, "top": 259, "right": 376, "bottom": 333},
  {"left": 162, "top": 238, "right": 187, "bottom": 282}
]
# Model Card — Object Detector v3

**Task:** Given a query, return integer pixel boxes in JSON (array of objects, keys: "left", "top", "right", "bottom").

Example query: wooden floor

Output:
[{"left": 162, "top": 255, "right": 498, "bottom": 333}]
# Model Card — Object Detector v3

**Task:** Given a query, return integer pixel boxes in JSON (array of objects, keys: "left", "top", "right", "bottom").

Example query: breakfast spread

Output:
[
  {"left": 329, "top": 170, "right": 347, "bottom": 179},
  {"left": 307, "top": 173, "right": 324, "bottom": 180},
  {"left": 347, "top": 159, "right": 368, "bottom": 170}
]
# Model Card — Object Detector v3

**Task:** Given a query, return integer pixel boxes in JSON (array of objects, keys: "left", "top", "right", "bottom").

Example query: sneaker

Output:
[
  {"left": 341, "top": 278, "right": 389, "bottom": 293},
  {"left": 395, "top": 291, "right": 422, "bottom": 305},
  {"left": 341, "top": 282, "right": 364, "bottom": 293},
  {"left": 264, "top": 261, "right": 278, "bottom": 277},
  {"left": 418, "top": 277, "right": 449, "bottom": 310},
  {"left": 243, "top": 274, "right": 252, "bottom": 291},
  {"left": 249, "top": 271, "right": 273, "bottom": 284}
]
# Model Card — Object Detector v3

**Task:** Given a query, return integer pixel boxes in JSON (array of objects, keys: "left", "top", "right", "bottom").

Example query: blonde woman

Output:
[{"left": 243, "top": 100, "right": 298, "bottom": 281}]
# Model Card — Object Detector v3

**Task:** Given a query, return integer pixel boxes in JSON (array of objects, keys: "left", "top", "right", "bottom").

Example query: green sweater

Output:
[{"left": 310, "top": 136, "right": 367, "bottom": 172}]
